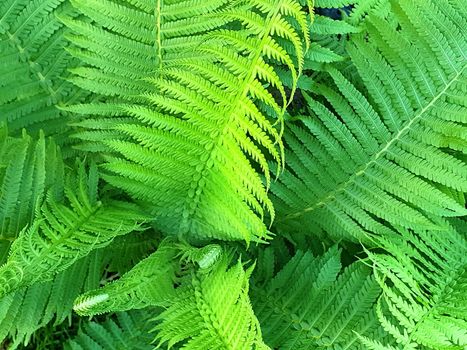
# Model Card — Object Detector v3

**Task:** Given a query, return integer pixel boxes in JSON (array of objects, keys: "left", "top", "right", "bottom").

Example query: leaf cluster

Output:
[{"left": 0, "top": 0, "right": 465, "bottom": 349}]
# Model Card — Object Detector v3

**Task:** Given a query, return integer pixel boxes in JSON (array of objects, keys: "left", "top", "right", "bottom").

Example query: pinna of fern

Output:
[
  {"left": 63, "top": 0, "right": 310, "bottom": 243},
  {"left": 0, "top": 126, "right": 119, "bottom": 347},
  {"left": 73, "top": 239, "right": 178, "bottom": 316},
  {"left": 65, "top": 309, "right": 156, "bottom": 350},
  {"left": 271, "top": 0, "right": 467, "bottom": 242},
  {"left": 71, "top": 241, "right": 270, "bottom": 349},
  {"left": 0, "top": 160, "right": 147, "bottom": 298},
  {"left": 0, "top": 249, "right": 111, "bottom": 349},
  {"left": 152, "top": 254, "right": 270, "bottom": 350}
]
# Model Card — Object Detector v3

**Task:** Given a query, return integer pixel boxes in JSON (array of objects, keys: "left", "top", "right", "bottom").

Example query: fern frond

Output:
[
  {"left": 0, "top": 226, "right": 159, "bottom": 348},
  {"left": 251, "top": 245, "right": 391, "bottom": 349},
  {"left": 66, "top": 0, "right": 309, "bottom": 242},
  {"left": 62, "top": 0, "right": 232, "bottom": 96},
  {"left": 302, "top": 4, "right": 360, "bottom": 70},
  {"left": 65, "top": 309, "right": 155, "bottom": 350},
  {"left": 365, "top": 220, "right": 467, "bottom": 349},
  {"left": 0, "top": 249, "right": 108, "bottom": 349},
  {"left": 0, "top": 1, "right": 88, "bottom": 137},
  {"left": 73, "top": 241, "right": 227, "bottom": 317},
  {"left": 272, "top": 0, "right": 467, "bottom": 241},
  {"left": 73, "top": 240, "right": 177, "bottom": 316},
  {"left": 153, "top": 256, "right": 269, "bottom": 349},
  {"left": 0, "top": 162, "right": 147, "bottom": 297},
  {"left": 0, "top": 125, "right": 64, "bottom": 262}
]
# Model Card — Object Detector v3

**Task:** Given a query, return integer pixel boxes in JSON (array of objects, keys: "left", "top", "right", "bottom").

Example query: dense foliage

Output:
[{"left": 0, "top": 0, "right": 466, "bottom": 349}]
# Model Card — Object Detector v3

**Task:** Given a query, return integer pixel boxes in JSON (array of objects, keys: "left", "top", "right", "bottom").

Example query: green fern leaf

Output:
[
  {"left": 153, "top": 256, "right": 269, "bottom": 349},
  {"left": 73, "top": 241, "right": 225, "bottom": 317},
  {"left": 251, "top": 245, "right": 392, "bottom": 349},
  {"left": 0, "top": 125, "right": 64, "bottom": 262},
  {"left": 65, "top": 310, "right": 155, "bottom": 350},
  {"left": 272, "top": 0, "right": 467, "bottom": 241},
  {"left": 65, "top": 0, "right": 310, "bottom": 242},
  {"left": 0, "top": 249, "right": 109, "bottom": 349},
  {"left": 366, "top": 220, "right": 467, "bottom": 349},
  {"left": 0, "top": 1, "right": 88, "bottom": 138},
  {"left": 59, "top": 0, "right": 234, "bottom": 152},
  {"left": 73, "top": 240, "right": 177, "bottom": 316},
  {"left": 0, "top": 162, "right": 147, "bottom": 297}
]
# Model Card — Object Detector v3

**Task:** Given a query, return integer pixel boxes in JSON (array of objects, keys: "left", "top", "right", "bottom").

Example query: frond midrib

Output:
[
  {"left": 5, "top": 29, "right": 59, "bottom": 100},
  {"left": 282, "top": 63, "right": 467, "bottom": 222}
]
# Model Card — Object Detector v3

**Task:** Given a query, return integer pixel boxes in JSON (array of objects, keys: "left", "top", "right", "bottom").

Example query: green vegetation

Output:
[{"left": 0, "top": 0, "right": 465, "bottom": 348}]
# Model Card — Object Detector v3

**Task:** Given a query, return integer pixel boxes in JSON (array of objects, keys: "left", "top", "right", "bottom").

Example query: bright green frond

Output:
[
  {"left": 1, "top": 1, "right": 465, "bottom": 349},
  {"left": 153, "top": 256, "right": 269, "bottom": 350},
  {"left": 73, "top": 240, "right": 177, "bottom": 316},
  {"left": 66, "top": 0, "right": 309, "bottom": 242},
  {"left": 366, "top": 220, "right": 467, "bottom": 349},
  {"left": 60, "top": 0, "right": 235, "bottom": 151},
  {"left": 272, "top": 0, "right": 467, "bottom": 242},
  {"left": 0, "top": 162, "right": 147, "bottom": 297},
  {"left": 73, "top": 242, "right": 225, "bottom": 317},
  {"left": 251, "top": 246, "right": 391, "bottom": 349},
  {"left": 0, "top": 228, "right": 159, "bottom": 348}
]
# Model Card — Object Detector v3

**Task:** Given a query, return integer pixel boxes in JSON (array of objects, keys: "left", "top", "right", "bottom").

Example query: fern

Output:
[
  {"left": 73, "top": 241, "right": 224, "bottom": 316},
  {"left": 65, "top": 310, "right": 155, "bottom": 350},
  {"left": 252, "top": 245, "right": 392, "bottom": 349},
  {"left": 0, "top": 162, "right": 146, "bottom": 297},
  {"left": 64, "top": 0, "right": 310, "bottom": 242},
  {"left": 0, "top": 125, "right": 64, "bottom": 262},
  {"left": 0, "top": 0, "right": 466, "bottom": 348},
  {"left": 0, "top": 249, "right": 107, "bottom": 349},
  {"left": 363, "top": 220, "right": 467, "bottom": 349},
  {"left": 0, "top": 0, "right": 88, "bottom": 139},
  {"left": 0, "top": 227, "right": 161, "bottom": 349},
  {"left": 73, "top": 240, "right": 177, "bottom": 316},
  {"left": 58, "top": 0, "right": 239, "bottom": 155},
  {"left": 272, "top": 0, "right": 467, "bottom": 241},
  {"left": 153, "top": 255, "right": 269, "bottom": 349}
]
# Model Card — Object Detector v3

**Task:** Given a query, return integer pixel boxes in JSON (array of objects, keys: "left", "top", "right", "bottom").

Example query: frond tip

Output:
[
  {"left": 73, "top": 241, "right": 177, "bottom": 316},
  {"left": 74, "top": 294, "right": 109, "bottom": 315}
]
